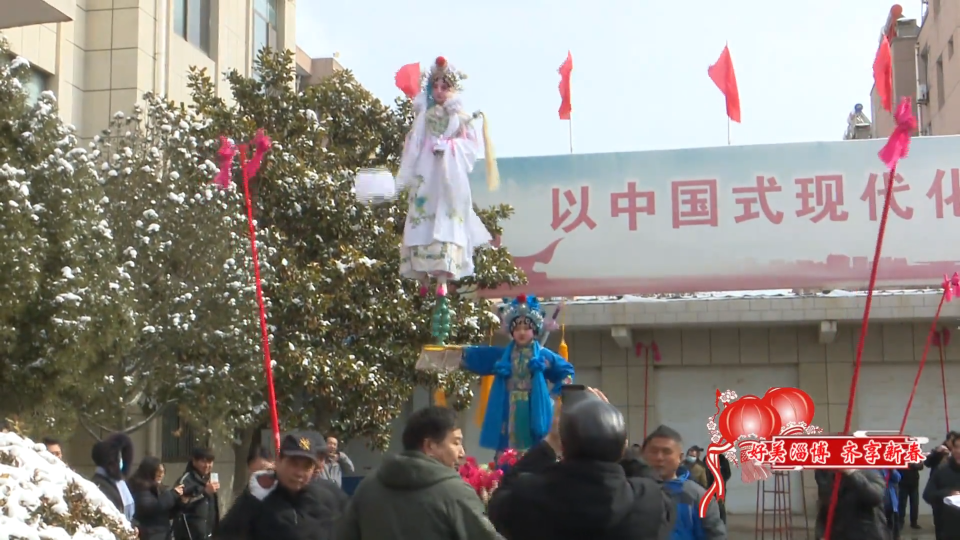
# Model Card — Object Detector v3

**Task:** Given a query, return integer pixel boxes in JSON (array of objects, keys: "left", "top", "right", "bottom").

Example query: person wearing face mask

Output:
[
  {"left": 679, "top": 447, "right": 709, "bottom": 490},
  {"left": 217, "top": 432, "right": 347, "bottom": 540}
]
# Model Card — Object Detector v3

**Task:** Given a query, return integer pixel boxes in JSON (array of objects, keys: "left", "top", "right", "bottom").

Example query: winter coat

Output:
[
  {"left": 814, "top": 470, "right": 889, "bottom": 540},
  {"left": 662, "top": 468, "right": 727, "bottom": 540},
  {"left": 880, "top": 470, "right": 900, "bottom": 513},
  {"left": 705, "top": 455, "right": 731, "bottom": 488},
  {"left": 678, "top": 461, "right": 709, "bottom": 490},
  {"left": 172, "top": 463, "right": 219, "bottom": 540},
  {"left": 217, "top": 471, "right": 348, "bottom": 540},
  {"left": 92, "top": 472, "right": 125, "bottom": 513},
  {"left": 133, "top": 484, "right": 178, "bottom": 540},
  {"left": 923, "top": 456, "right": 960, "bottom": 538},
  {"left": 336, "top": 451, "right": 499, "bottom": 540},
  {"left": 320, "top": 453, "right": 354, "bottom": 487},
  {"left": 488, "top": 441, "right": 678, "bottom": 540},
  {"left": 899, "top": 462, "right": 922, "bottom": 488}
]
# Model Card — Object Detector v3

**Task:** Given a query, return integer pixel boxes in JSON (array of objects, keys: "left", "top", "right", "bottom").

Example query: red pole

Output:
[{"left": 240, "top": 145, "right": 281, "bottom": 454}]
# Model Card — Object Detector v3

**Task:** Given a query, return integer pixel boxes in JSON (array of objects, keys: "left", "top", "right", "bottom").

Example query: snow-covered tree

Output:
[
  {"left": 176, "top": 49, "right": 524, "bottom": 453},
  {"left": 72, "top": 93, "right": 268, "bottom": 437},
  {"left": 0, "top": 39, "right": 114, "bottom": 431}
]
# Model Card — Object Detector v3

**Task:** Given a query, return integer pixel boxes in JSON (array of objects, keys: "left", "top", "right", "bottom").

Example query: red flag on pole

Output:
[
  {"left": 873, "top": 36, "right": 893, "bottom": 112},
  {"left": 558, "top": 51, "right": 573, "bottom": 120},
  {"left": 708, "top": 45, "right": 741, "bottom": 123},
  {"left": 395, "top": 62, "right": 421, "bottom": 99}
]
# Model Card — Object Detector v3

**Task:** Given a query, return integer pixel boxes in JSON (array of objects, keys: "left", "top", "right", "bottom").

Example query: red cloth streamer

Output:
[
  {"left": 707, "top": 44, "right": 741, "bottom": 123},
  {"left": 215, "top": 137, "right": 237, "bottom": 189},
  {"left": 239, "top": 142, "right": 281, "bottom": 455},
  {"left": 395, "top": 62, "right": 421, "bottom": 99},
  {"left": 558, "top": 51, "right": 573, "bottom": 120},
  {"left": 873, "top": 36, "right": 893, "bottom": 113},
  {"left": 938, "top": 329, "right": 951, "bottom": 432},
  {"left": 699, "top": 441, "right": 733, "bottom": 517},
  {"left": 822, "top": 98, "right": 915, "bottom": 540}
]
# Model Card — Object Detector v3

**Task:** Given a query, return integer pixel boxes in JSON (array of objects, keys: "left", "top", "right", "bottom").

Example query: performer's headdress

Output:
[
  {"left": 499, "top": 295, "right": 546, "bottom": 335},
  {"left": 428, "top": 56, "right": 461, "bottom": 90}
]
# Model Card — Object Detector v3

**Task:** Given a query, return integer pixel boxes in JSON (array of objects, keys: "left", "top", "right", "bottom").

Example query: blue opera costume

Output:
[{"left": 461, "top": 295, "right": 575, "bottom": 452}]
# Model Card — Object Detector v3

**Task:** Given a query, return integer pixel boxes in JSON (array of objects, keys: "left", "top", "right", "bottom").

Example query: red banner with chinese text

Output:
[{"left": 745, "top": 435, "right": 925, "bottom": 469}]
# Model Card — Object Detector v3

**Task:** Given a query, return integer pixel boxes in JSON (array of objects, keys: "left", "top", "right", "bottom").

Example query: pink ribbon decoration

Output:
[
  {"left": 944, "top": 273, "right": 960, "bottom": 303},
  {"left": 699, "top": 441, "right": 733, "bottom": 517},
  {"left": 878, "top": 97, "right": 917, "bottom": 171},
  {"left": 243, "top": 129, "right": 272, "bottom": 179},
  {"left": 215, "top": 136, "right": 237, "bottom": 189}
]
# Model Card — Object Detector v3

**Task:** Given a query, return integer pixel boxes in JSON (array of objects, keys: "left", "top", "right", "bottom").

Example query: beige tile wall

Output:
[{"left": 2, "top": 0, "right": 298, "bottom": 136}]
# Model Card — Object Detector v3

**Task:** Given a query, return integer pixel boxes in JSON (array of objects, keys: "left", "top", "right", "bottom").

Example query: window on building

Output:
[
  {"left": 173, "top": 0, "right": 212, "bottom": 55},
  {"left": 253, "top": 0, "right": 278, "bottom": 68},
  {"left": 1, "top": 55, "right": 51, "bottom": 108},
  {"left": 937, "top": 55, "right": 946, "bottom": 109},
  {"left": 160, "top": 407, "right": 208, "bottom": 462}
]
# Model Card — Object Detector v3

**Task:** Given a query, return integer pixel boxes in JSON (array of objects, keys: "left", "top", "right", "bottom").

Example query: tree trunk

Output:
[{"left": 230, "top": 426, "right": 258, "bottom": 499}]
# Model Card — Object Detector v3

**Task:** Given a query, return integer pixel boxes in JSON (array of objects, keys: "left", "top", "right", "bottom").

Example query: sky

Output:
[{"left": 295, "top": 0, "right": 922, "bottom": 159}]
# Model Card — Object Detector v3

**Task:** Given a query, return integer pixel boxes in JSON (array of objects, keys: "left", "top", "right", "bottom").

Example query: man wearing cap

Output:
[{"left": 217, "top": 432, "right": 348, "bottom": 540}]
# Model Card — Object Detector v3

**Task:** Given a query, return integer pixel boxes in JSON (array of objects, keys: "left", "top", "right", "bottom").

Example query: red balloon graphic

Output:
[
  {"left": 717, "top": 395, "right": 782, "bottom": 443},
  {"left": 762, "top": 387, "right": 815, "bottom": 427}
]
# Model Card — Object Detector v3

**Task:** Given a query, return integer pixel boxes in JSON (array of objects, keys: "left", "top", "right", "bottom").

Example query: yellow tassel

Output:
[
  {"left": 558, "top": 307, "right": 569, "bottom": 360},
  {"left": 475, "top": 376, "right": 494, "bottom": 426},
  {"left": 478, "top": 112, "right": 500, "bottom": 192},
  {"left": 434, "top": 389, "right": 447, "bottom": 407}
]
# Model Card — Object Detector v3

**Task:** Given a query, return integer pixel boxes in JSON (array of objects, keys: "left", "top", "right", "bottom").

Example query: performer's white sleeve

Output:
[
  {"left": 442, "top": 97, "right": 464, "bottom": 139},
  {"left": 413, "top": 93, "right": 428, "bottom": 115}
]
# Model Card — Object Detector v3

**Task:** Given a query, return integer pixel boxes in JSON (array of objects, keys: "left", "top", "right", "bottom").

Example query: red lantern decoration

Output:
[
  {"left": 762, "top": 387, "right": 815, "bottom": 428},
  {"left": 717, "top": 395, "right": 782, "bottom": 443}
]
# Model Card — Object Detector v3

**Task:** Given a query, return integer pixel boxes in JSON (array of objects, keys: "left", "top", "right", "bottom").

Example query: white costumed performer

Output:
[{"left": 396, "top": 56, "right": 498, "bottom": 298}]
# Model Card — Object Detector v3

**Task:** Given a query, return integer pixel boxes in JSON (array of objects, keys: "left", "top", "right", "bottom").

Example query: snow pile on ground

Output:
[{"left": 0, "top": 432, "right": 136, "bottom": 540}]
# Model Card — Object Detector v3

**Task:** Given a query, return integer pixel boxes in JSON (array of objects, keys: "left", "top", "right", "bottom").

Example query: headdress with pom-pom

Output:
[
  {"left": 499, "top": 295, "right": 546, "bottom": 335},
  {"left": 429, "top": 56, "right": 461, "bottom": 90}
]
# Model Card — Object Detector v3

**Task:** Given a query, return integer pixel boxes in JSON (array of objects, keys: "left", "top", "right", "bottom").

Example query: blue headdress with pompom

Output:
[{"left": 498, "top": 294, "right": 546, "bottom": 335}]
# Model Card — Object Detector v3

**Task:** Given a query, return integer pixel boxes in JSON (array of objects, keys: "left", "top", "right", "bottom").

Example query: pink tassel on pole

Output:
[
  {"left": 878, "top": 97, "right": 917, "bottom": 171},
  {"left": 243, "top": 129, "right": 272, "bottom": 179},
  {"left": 651, "top": 341, "right": 662, "bottom": 363},
  {"left": 215, "top": 136, "right": 237, "bottom": 189}
]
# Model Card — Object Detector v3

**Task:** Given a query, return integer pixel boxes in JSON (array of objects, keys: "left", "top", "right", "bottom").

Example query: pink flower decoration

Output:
[
  {"left": 878, "top": 97, "right": 917, "bottom": 171},
  {"left": 243, "top": 129, "right": 272, "bottom": 179}
]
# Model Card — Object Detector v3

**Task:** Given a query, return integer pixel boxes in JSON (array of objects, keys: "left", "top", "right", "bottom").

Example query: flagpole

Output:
[
  {"left": 727, "top": 117, "right": 731, "bottom": 145},
  {"left": 568, "top": 116, "right": 573, "bottom": 154}
]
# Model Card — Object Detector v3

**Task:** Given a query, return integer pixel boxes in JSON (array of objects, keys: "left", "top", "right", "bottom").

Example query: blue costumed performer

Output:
[{"left": 461, "top": 295, "right": 575, "bottom": 452}]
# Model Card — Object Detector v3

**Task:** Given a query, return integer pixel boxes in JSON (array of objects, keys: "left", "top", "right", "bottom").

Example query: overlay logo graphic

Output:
[
  {"left": 698, "top": 387, "right": 927, "bottom": 518},
  {"left": 699, "top": 387, "right": 823, "bottom": 518}
]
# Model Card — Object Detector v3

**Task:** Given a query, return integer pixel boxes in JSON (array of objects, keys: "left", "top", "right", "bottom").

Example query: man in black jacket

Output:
[
  {"left": 174, "top": 448, "right": 220, "bottom": 540},
  {"left": 923, "top": 432, "right": 958, "bottom": 539},
  {"left": 217, "top": 432, "right": 348, "bottom": 540},
  {"left": 923, "top": 440, "right": 960, "bottom": 540},
  {"left": 897, "top": 461, "right": 922, "bottom": 531},
  {"left": 814, "top": 469, "right": 887, "bottom": 540},
  {"left": 488, "top": 390, "right": 676, "bottom": 540}
]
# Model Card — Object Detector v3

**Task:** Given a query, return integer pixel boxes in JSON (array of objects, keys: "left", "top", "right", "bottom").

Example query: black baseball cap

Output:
[{"left": 279, "top": 432, "right": 324, "bottom": 461}]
